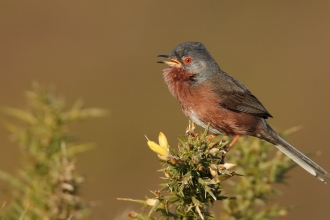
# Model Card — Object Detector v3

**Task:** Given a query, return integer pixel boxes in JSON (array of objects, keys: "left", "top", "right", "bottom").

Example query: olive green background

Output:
[{"left": 0, "top": 1, "right": 330, "bottom": 219}]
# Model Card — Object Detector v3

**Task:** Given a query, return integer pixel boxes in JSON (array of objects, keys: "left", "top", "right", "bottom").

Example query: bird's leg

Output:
[
  {"left": 220, "top": 135, "right": 240, "bottom": 164},
  {"left": 227, "top": 135, "right": 240, "bottom": 152},
  {"left": 185, "top": 121, "right": 197, "bottom": 137}
]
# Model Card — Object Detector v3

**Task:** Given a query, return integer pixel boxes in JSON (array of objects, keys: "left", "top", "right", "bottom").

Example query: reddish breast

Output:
[
  {"left": 163, "top": 67, "right": 260, "bottom": 136},
  {"left": 163, "top": 67, "right": 225, "bottom": 132}
]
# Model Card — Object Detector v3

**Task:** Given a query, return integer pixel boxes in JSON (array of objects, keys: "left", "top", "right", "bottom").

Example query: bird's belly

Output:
[{"left": 183, "top": 103, "right": 258, "bottom": 136}]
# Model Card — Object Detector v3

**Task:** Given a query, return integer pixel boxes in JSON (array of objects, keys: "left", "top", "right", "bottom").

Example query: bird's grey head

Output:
[{"left": 158, "top": 42, "right": 220, "bottom": 83}]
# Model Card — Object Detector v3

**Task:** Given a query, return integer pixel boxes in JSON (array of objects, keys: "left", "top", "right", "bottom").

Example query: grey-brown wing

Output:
[{"left": 213, "top": 72, "right": 272, "bottom": 119}]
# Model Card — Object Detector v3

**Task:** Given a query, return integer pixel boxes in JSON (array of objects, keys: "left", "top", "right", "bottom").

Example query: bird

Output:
[{"left": 157, "top": 41, "right": 330, "bottom": 183}]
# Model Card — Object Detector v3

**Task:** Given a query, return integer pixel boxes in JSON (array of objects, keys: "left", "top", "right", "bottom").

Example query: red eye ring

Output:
[{"left": 183, "top": 57, "right": 193, "bottom": 64}]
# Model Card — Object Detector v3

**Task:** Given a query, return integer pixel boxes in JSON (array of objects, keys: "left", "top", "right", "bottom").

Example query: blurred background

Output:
[{"left": 0, "top": 1, "right": 330, "bottom": 219}]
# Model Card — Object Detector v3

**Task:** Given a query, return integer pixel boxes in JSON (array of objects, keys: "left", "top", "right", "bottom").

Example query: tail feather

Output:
[{"left": 259, "top": 123, "right": 330, "bottom": 184}]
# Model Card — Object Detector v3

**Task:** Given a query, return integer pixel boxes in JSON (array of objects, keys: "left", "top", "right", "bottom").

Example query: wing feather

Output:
[{"left": 213, "top": 71, "right": 272, "bottom": 119}]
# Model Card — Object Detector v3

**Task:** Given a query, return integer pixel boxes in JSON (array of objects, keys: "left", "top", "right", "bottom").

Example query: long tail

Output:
[{"left": 259, "top": 122, "right": 330, "bottom": 184}]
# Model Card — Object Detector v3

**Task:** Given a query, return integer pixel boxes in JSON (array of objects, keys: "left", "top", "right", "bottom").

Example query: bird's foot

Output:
[
  {"left": 185, "top": 121, "right": 197, "bottom": 137},
  {"left": 220, "top": 150, "right": 227, "bottom": 164},
  {"left": 219, "top": 135, "right": 240, "bottom": 164}
]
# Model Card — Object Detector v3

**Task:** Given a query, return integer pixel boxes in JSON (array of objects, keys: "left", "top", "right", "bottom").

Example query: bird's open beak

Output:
[{"left": 157, "top": 55, "right": 181, "bottom": 67}]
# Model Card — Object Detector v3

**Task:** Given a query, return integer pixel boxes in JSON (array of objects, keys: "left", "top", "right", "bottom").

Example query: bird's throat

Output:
[{"left": 162, "top": 67, "right": 195, "bottom": 101}]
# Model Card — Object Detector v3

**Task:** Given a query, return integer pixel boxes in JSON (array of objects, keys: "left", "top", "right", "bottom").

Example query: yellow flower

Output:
[{"left": 145, "top": 132, "right": 170, "bottom": 157}]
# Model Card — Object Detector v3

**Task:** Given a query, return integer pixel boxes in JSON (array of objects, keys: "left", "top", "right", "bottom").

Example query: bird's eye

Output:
[{"left": 183, "top": 57, "right": 193, "bottom": 64}]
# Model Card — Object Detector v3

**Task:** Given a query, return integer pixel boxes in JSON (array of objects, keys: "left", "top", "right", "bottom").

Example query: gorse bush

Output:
[
  {"left": 119, "top": 123, "right": 295, "bottom": 220},
  {"left": 0, "top": 84, "right": 106, "bottom": 220},
  {"left": 219, "top": 127, "right": 296, "bottom": 220},
  {"left": 0, "top": 84, "right": 295, "bottom": 220}
]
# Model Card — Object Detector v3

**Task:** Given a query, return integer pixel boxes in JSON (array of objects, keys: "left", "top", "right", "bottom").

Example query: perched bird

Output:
[{"left": 158, "top": 41, "right": 330, "bottom": 183}]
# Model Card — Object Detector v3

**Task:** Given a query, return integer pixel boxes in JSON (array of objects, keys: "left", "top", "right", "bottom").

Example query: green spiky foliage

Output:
[
  {"left": 119, "top": 124, "right": 295, "bottom": 220},
  {"left": 0, "top": 84, "right": 106, "bottom": 220},
  {"left": 119, "top": 124, "right": 238, "bottom": 219},
  {"left": 218, "top": 129, "right": 297, "bottom": 220}
]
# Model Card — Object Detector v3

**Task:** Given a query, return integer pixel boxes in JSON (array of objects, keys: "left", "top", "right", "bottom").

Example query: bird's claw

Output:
[
  {"left": 220, "top": 150, "right": 227, "bottom": 164},
  {"left": 185, "top": 121, "right": 197, "bottom": 137}
]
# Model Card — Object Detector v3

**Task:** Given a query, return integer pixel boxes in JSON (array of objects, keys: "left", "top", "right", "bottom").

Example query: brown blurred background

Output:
[{"left": 0, "top": 1, "right": 330, "bottom": 219}]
